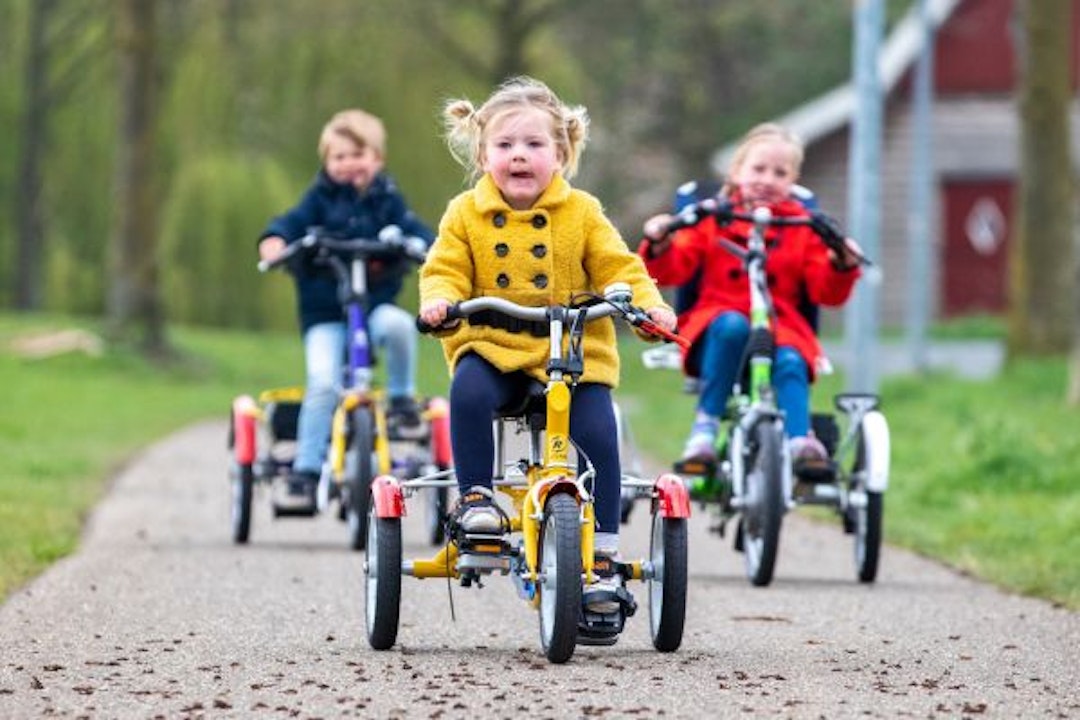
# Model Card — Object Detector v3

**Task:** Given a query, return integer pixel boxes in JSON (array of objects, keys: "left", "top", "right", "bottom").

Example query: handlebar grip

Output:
[{"left": 416, "top": 304, "right": 463, "bottom": 334}]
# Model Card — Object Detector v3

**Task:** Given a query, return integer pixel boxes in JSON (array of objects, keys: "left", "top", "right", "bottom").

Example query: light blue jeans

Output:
[
  {"left": 293, "top": 304, "right": 417, "bottom": 473},
  {"left": 696, "top": 311, "right": 812, "bottom": 438}
]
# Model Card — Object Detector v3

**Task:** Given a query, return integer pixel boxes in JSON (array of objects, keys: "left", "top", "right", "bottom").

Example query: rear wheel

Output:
[
  {"left": 230, "top": 462, "right": 254, "bottom": 544},
  {"left": 364, "top": 496, "right": 401, "bottom": 650},
  {"left": 346, "top": 406, "right": 376, "bottom": 551},
  {"left": 741, "top": 420, "right": 784, "bottom": 587},
  {"left": 425, "top": 483, "right": 449, "bottom": 546},
  {"left": 850, "top": 426, "right": 884, "bottom": 582},
  {"left": 648, "top": 512, "right": 687, "bottom": 652},
  {"left": 537, "top": 493, "right": 582, "bottom": 664}
]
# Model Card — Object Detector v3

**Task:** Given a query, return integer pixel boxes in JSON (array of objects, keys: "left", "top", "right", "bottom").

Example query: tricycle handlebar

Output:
[
  {"left": 258, "top": 225, "right": 428, "bottom": 273},
  {"left": 417, "top": 284, "right": 689, "bottom": 348},
  {"left": 659, "top": 199, "right": 873, "bottom": 268}
]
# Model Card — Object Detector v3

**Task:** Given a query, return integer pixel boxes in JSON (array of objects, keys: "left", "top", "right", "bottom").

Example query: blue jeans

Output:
[
  {"left": 449, "top": 353, "right": 622, "bottom": 533},
  {"left": 293, "top": 304, "right": 418, "bottom": 473},
  {"left": 696, "top": 311, "right": 812, "bottom": 438}
]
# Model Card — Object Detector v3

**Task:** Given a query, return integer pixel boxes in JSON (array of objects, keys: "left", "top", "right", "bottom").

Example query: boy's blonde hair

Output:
[
  {"left": 723, "top": 122, "right": 805, "bottom": 194},
  {"left": 318, "top": 109, "right": 386, "bottom": 160},
  {"left": 442, "top": 76, "right": 589, "bottom": 182}
]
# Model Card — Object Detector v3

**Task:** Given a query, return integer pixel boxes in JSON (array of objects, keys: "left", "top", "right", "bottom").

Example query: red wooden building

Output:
[{"left": 713, "top": 0, "right": 1080, "bottom": 325}]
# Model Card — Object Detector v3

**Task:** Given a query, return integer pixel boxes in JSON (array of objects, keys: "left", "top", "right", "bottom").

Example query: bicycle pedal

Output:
[
  {"left": 460, "top": 536, "right": 508, "bottom": 555},
  {"left": 578, "top": 606, "right": 627, "bottom": 645},
  {"left": 794, "top": 459, "right": 837, "bottom": 484},
  {"left": 456, "top": 536, "right": 511, "bottom": 574},
  {"left": 674, "top": 458, "right": 716, "bottom": 476}
]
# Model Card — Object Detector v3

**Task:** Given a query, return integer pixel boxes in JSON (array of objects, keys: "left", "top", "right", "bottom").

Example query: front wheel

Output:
[
  {"left": 346, "top": 406, "right": 376, "bottom": 551},
  {"left": 648, "top": 513, "right": 687, "bottom": 652},
  {"left": 230, "top": 462, "right": 254, "bottom": 544},
  {"left": 741, "top": 420, "right": 784, "bottom": 587},
  {"left": 537, "top": 493, "right": 582, "bottom": 664},
  {"left": 364, "top": 496, "right": 402, "bottom": 650}
]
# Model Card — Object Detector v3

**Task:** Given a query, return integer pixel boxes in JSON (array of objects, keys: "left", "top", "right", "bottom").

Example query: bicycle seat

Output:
[{"left": 495, "top": 380, "right": 547, "bottom": 427}]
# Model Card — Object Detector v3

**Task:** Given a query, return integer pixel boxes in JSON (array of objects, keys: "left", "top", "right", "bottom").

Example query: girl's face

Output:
[
  {"left": 731, "top": 139, "right": 798, "bottom": 206},
  {"left": 324, "top": 133, "right": 384, "bottom": 190},
  {"left": 481, "top": 107, "right": 562, "bottom": 210}
]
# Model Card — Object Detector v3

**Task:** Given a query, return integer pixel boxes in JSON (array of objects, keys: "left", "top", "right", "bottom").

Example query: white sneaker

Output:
[
  {"left": 454, "top": 486, "right": 506, "bottom": 535},
  {"left": 790, "top": 435, "right": 828, "bottom": 463},
  {"left": 681, "top": 420, "right": 719, "bottom": 461},
  {"left": 583, "top": 552, "right": 625, "bottom": 614}
]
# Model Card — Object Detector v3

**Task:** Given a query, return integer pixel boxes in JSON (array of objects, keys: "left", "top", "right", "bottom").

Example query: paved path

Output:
[{"left": 1, "top": 420, "right": 1076, "bottom": 718}]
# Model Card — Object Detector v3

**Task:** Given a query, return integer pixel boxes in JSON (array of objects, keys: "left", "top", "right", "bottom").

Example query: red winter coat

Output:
[{"left": 639, "top": 197, "right": 860, "bottom": 379}]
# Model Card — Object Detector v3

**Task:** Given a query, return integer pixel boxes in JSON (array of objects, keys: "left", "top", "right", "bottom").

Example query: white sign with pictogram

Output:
[{"left": 964, "top": 197, "right": 1006, "bottom": 256}]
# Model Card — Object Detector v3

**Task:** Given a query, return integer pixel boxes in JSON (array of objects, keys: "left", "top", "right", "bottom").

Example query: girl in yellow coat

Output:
[{"left": 419, "top": 76, "right": 675, "bottom": 612}]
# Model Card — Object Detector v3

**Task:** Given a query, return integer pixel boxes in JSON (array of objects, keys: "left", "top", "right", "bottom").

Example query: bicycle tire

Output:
[
  {"left": 346, "top": 406, "right": 376, "bottom": 551},
  {"left": 537, "top": 492, "right": 582, "bottom": 664},
  {"left": 852, "top": 427, "right": 884, "bottom": 582},
  {"left": 426, "top": 484, "right": 449, "bottom": 546},
  {"left": 364, "top": 502, "right": 402, "bottom": 650},
  {"left": 648, "top": 513, "right": 688, "bottom": 652},
  {"left": 741, "top": 420, "right": 784, "bottom": 586},
  {"left": 230, "top": 462, "right": 254, "bottom": 544}
]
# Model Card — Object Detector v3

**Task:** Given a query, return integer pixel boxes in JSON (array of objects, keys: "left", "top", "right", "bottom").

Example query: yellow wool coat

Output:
[{"left": 420, "top": 173, "right": 669, "bottom": 387}]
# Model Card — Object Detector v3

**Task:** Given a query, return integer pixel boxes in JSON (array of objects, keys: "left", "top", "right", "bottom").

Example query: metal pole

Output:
[
  {"left": 844, "top": 0, "right": 885, "bottom": 393},
  {"left": 906, "top": 0, "right": 935, "bottom": 372}
]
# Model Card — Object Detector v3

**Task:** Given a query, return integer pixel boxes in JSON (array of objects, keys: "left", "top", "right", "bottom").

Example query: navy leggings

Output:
[{"left": 449, "top": 353, "right": 622, "bottom": 534}]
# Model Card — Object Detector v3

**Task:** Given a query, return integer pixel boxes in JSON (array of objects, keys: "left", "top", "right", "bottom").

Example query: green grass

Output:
[
  {"left": 2, "top": 313, "right": 1078, "bottom": 612},
  {"left": 617, "top": 336, "right": 1080, "bottom": 610},
  {"left": 0, "top": 313, "right": 449, "bottom": 601}
]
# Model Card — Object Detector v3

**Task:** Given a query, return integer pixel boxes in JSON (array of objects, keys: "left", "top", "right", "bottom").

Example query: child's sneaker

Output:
[
  {"left": 789, "top": 435, "right": 828, "bottom": 463},
  {"left": 583, "top": 551, "right": 630, "bottom": 615},
  {"left": 790, "top": 435, "right": 834, "bottom": 482},
  {"left": 681, "top": 419, "right": 719, "bottom": 461},
  {"left": 387, "top": 396, "right": 426, "bottom": 440},
  {"left": 453, "top": 486, "right": 506, "bottom": 536}
]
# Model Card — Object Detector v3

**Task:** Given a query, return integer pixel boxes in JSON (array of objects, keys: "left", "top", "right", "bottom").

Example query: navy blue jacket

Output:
[{"left": 261, "top": 170, "right": 434, "bottom": 333}]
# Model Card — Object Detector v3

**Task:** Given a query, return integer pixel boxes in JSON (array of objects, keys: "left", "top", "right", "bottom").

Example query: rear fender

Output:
[
  {"left": 654, "top": 473, "right": 691, "bottom": 518},
  {"left": 861, "top": 411, "right": 890, "bottom": 492},
  {"left": 371, "top": 474, "right": 405, "bottom": 518},
  {"left": 427, "top": 396, "right": 453, "bottom": 467},
  {"left": 231, "top": 395, "right": 259, "bottom": 464}
]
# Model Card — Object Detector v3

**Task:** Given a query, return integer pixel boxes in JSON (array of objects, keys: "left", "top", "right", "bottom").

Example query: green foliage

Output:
[
  {"left": 1, "top": 0, "right": 864, "bottom": 320},
  {"left": 160, "top": 152, "right": 298, "bottom": 330}
]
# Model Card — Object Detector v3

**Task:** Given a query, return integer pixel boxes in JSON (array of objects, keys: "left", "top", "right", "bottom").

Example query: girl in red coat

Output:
[{"left": 639, "top": 123, "right": 863, "bottom": 464}]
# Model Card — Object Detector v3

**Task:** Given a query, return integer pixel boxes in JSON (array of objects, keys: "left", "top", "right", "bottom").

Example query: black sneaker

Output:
[
  {"left": 275, "top": 470, "right": 318, "bottom": 512},
  {"left": 387, "top": 396, "right": 426, "bottom": 440}
]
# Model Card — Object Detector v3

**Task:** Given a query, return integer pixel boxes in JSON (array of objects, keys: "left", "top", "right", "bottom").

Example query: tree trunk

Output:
[
  {"left": 107, "top": 0, "right": 167, "bottom": 356},
  {"left": 13, "top": 0, "right": 54, "bottom": 310},
  {"left": 1007, "top": 0, "right": 1075, "bottom": 359}
]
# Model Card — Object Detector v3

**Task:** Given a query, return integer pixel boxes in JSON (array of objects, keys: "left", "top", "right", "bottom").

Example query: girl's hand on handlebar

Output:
[
  {"left": 637, "top": 306, "right": 689, "bottom": 348},
  {"left": 647, "top": 306, "right": 677, "bottom": 333},
  {"left": 419, "top": 298, "right": 454, "bottom": 328},
  {"left": 258, "top": 236, "right": 287, "bottom": 262},
  {"left": 830, "top": 238, "right": 864, "bottom": 272},
  {"left": 642, "top": 214, "right": 674, "bottom": 256}
]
